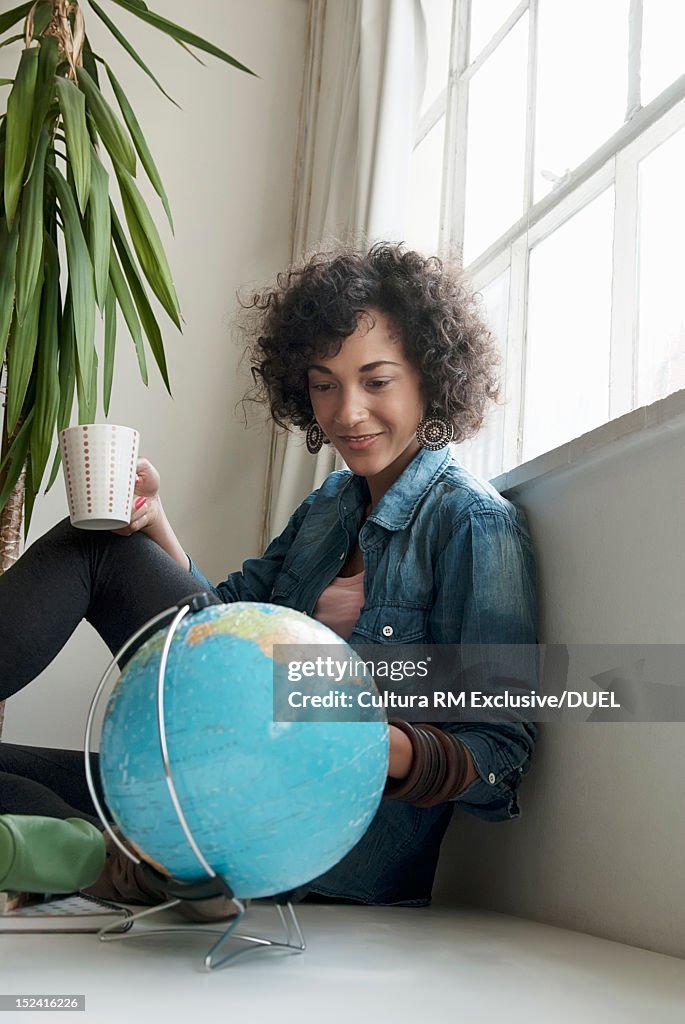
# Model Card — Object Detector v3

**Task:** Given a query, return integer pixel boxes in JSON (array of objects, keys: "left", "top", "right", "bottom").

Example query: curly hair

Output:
[{"left": 242, "top": 243, "right": 500, "bottom": 443}]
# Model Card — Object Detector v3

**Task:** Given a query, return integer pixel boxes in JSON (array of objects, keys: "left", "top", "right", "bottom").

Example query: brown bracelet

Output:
[
  {"left": 415, "top": 725, "right": 468, "bottom": 807},
  {"left": 384, "top": 720, "right": 471, "bottom": 808}
]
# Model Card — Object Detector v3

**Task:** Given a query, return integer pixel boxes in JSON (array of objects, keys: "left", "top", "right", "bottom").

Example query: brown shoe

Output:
[
  {"left": 83, "top": 832, "right": 169, "bottom": 906},
  {"left": 174, "top": 896, "right": 249, "bottom": 924},
  {"left": 84, "top": 832, "right": 248, "bottom": 922}
]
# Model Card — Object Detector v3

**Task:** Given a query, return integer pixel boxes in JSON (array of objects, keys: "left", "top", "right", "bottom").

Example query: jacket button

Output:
[
  {"left": 488, "top": 772, "right": 496, "bottom": 784},
  {"left": 382, "top": 625, "right": 394, "bottom": 637}
]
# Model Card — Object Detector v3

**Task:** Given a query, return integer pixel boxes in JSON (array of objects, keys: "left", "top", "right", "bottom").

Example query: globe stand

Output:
[
  {"left": 95, "top": 895, "right": 306, "bottom": 972},
  {"left": 84, "top": 594, "right": 307, "bottom": 971}
]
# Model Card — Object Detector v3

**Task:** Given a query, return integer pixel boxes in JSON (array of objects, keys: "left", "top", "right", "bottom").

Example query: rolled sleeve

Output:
[
  {"left": 432, "top": 504, "right": 538, "bottom": 821},
  {"left": 445, "top": 721, "right": 538, "bottom": 821}
]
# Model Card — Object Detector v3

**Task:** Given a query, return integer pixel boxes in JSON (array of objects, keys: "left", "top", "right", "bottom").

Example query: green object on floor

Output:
[{"left": 0, "top": 815, "right": 106, "bottom": 894}]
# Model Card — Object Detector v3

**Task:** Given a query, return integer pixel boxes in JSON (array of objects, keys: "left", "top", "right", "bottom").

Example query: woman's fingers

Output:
[
  {"left": 129, "top": 497, "right": 148, "bottom": 530},
  {"left": 132, "top": 458, "right": 161, "bottom": 498}
]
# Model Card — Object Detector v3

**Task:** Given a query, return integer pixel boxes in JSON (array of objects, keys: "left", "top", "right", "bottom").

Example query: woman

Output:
[{"left": 0, "top": 243, "right": 536, "bottom": 908}]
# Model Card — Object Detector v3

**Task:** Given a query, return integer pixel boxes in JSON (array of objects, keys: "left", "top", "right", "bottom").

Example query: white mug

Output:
[{"left": 59, "top": 424, "right": 140, "bottom": 530}]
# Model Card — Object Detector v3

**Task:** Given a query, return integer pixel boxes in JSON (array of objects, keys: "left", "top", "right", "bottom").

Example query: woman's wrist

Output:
[
  {"left": 383, "top": 720, "right": 479, "bottom": 807},
  {"left": 387, "top": 724, "right": 414, "bottom": 778},
  {"left": 142, "top": 499, "right": 190, "bottom": 569}
]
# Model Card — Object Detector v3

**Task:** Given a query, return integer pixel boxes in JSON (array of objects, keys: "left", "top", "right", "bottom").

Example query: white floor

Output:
[{"left": 2, "top": 904, "right": 685, "bottom": 1024}]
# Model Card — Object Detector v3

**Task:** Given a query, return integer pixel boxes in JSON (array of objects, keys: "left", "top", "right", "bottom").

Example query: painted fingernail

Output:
[{"left": 134, "top": 497, "right": 147, "bottom": 511}]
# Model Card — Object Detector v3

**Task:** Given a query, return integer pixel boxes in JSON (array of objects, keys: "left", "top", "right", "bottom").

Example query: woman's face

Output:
[{"left": 307, "top": 309, "right": 425, "bottom": 502}]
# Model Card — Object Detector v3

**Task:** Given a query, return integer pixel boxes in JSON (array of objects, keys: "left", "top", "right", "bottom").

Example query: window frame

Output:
[{"left": 422, "top": 0, "right": 685, "bottom": 474}]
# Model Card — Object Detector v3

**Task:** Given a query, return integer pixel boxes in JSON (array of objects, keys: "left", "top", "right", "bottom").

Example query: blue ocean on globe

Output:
[{"left": 99, "top": 602, "right": 388, "bottom": 898}]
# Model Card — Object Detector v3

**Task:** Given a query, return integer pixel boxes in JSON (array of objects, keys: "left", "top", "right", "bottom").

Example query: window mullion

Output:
[
  {"left": 416, "top": 89, "right": 448, "bottom": 148},
  {"left": 522, "top": 0, "right": 539, "bottom": 213},
  {"left": 462, "top": 0, "right": 530, "bottom": 81},
  {"left": 503, "top": 237, "right": 529, "bottom": 469},
  {"left": 466, "top": 70, "right": 685, "bottom": 277},
  {"left": 610, "top": 152, "right": 639, "bottom": 418},
  {"left": 441, "top": 0, "right": 470, "bottom": 255},
  {"left": 626, "top": 0, "right": 643, "bottom": 119}
]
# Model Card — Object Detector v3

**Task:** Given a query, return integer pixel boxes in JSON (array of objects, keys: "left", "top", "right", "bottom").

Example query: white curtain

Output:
[{"left": 260, "top": 0, "right": 427, "bottom": 547}]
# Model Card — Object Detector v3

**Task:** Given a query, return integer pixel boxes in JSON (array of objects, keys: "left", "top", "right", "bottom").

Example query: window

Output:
[{"left": 407, "top": 0, "right": 685, "bottom": 478}]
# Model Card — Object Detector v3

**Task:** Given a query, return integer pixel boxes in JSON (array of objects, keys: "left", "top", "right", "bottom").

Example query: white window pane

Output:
[
  {"left": 523, "top": 189, "right": 614, "bottom": 462},
  {"left": 463, "top": 13, "right": 528, "bottom": 264},
  {"left": 641, "top": 1, "right": 685, "bottom": 108},
  {"left": 420, "top": 0, "right": 453, "bottom": 119},
  {"left": 534, "top": 0, "right": 629, "bottom": 202},
  {"left": 637, "top": 127, "right": 685, "bottom": 406},
  {"left": 455, "top": 269, "right": 509, "bottom": 479},
  {"left": 406, "top": 116, "right": 446, "bottom": 254},
  {"left": 469, "top": 0, "right": 521, "bottom": 62}
]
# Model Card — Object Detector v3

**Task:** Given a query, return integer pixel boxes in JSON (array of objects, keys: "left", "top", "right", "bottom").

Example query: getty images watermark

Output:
[{"left": 271, "top": 644, "right": 685, "bottom": 723}]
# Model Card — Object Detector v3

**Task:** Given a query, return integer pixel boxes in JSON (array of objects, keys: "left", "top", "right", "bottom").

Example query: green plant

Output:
[{"left": 0, "top": 0, "right": 254, "bottom": 541}]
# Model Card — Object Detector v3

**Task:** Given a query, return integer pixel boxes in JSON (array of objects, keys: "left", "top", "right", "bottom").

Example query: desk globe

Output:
[{"left": 99, "top": 602, "right": 388, "bottom": 898}]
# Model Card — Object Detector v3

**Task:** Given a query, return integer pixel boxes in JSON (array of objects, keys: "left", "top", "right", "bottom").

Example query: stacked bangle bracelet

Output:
[{"left": 383, "top": 720, "right": 470, "bottom": 808}]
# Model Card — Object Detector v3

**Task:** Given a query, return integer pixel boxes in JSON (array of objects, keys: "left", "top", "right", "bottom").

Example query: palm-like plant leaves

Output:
[
  {"left": 6, "top": 281, "right": 42, "bottom": 432},
  {"left": 47, "top": 164, "right": 96, "bottom": 398},
  {"left": 0, "top": 3, "right": 32, "bottom": 37},
  {"left": 75, "top": 66, "right": 136, "bottom": 175},
  {"left": 111, "top": 206, "right": 168, "bottom": 391},
  {"left": 88, "top": 0, "right": 178, "bottom": 107},
  {"left": 108, "top": 240, "right": 147, "bottom": 384},
  {"left": 0, "top": 409, "right": 34, "bottom": 511},
  {"left": 4, "top": 46, "right": 39, "bottom": 227},
  {"left": 30, "top": 35, "right": 59, "bottom": 152},
  {"left": 86, "top": 146, "right": 111, "bottom": 308},
  {"left": 30, "top": 233, "right": 60, "bottom": 490},
  {"left": 116, "top": 167, "right": 180, "bottom": 327},
  {"left": 45, "top": 290, "right": 77, "bottom": 492},
  {"left": 15, "top": 127, "right": 48, "bottom": 324},
  {"left": 0, "top": 217, "right": 19, "bottom": 364},
  {"left": 103, "top": 280, "right": 116, "bottom": 415},
  {"left": 1, "top": 1, "right": 254, "bottom": 524},
  {"left": 55, "top": 78, "right": 91, "bottom": 214},
  {"left": 107, "top": 64, "right": 173, "bottom": 230},
  {"left": 108, "top": 0, "right": 257, "bottom": 76}
]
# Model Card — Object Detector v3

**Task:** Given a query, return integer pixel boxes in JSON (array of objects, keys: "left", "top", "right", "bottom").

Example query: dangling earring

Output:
[
  {"left": 416, "top": 412, "right": 454, "bottom": 450},
  {"left": 305, "top": 420, "right": 330, "bottom": 454}
]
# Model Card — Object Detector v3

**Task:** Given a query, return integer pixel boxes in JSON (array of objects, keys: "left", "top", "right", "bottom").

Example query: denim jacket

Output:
[{"left": 190, "top": 446, "right": 537, "bottom": 905}]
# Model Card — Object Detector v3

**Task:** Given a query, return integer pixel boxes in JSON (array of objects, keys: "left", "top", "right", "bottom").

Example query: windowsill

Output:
[{"left": 492, "top": 388, "right": 685, "bottom": 496}]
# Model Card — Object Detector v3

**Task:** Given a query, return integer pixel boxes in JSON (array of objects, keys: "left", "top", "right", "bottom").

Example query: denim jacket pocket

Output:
[
  {"left": 352, "top": 604, "right": 428, "bottom": 644},
  {"left": 270, "top": 567, "right": 301, "bottom": 603}
]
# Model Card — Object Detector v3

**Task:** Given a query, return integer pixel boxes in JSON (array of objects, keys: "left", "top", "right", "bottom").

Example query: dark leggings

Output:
[
  {"left": 0, "top": 744, "right": 103, "bottom": 825},
  {"left": 0, "top": 518, "right": 218, "bottom": 822}
]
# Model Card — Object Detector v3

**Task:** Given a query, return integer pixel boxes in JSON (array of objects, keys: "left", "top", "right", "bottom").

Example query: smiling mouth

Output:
[{"left": 339, "top": 433, "right": 380, "bottom": 441}]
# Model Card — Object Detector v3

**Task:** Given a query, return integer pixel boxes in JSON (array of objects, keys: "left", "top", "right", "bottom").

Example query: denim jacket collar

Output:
[{"left": 340, "top": 447, "right": 453, "bottom": 532}]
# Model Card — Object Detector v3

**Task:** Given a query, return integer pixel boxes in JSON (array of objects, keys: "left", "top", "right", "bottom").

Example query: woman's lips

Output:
[{"left": 339, "top": 433, "right": 380, "bottom": 451}]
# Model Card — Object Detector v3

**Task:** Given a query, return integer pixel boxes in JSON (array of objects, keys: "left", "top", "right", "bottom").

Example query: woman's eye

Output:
[
  {"left": 366, "top": 379, "right": 391, "bottom": 389},
  {"left": 310, "top": 382, "right": 334, "bottom": 392}
]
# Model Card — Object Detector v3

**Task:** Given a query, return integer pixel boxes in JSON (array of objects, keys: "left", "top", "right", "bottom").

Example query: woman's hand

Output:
[
  {"left": 112, "top": 458, "right": 190, "bottom": 570},
  {"left": 112, "top": 457, "right": 161, "bottom": 536}
]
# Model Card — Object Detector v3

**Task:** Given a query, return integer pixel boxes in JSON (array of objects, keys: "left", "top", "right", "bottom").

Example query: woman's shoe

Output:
[
  {"left": 84, "top": 831, "right": 247, "bottom": 921},
  {"left": 82, "top": 831, "right": 169, "bottom": 905}
]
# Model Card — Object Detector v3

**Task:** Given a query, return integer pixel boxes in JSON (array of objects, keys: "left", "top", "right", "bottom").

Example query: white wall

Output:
[
  {"left": 2, "top": 0, "right": 308, "bottom": 748},
  {"left": 433, "top": 393, "right": 685, "bottom": 959}
]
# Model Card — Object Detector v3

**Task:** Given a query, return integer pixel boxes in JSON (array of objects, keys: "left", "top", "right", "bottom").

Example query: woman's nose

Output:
[{"left": 333, "top": 391, "right": 368, "bottom": 429}]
